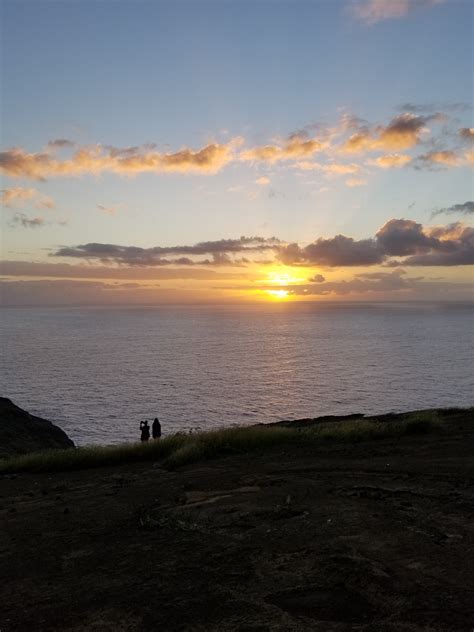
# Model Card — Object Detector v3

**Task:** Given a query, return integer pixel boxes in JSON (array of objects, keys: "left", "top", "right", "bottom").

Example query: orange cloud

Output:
[
  {"left": 0, "top": 186, "right": 55, "bottom": 209},
  {"left": 295, "top": 161, "right": 360, "bottom": 175},
  {"left": 241, "top": 134, "right": 323, "bottom": 163},
  {"left": 255, "top": 176, "right": 271, "bottom": 185},
  {"left": 345, "top": 177, "right": 367, "bottom": 187},
  {"left": 1, "top": 187, "right": 37, "bottom": 206},
  {"left": 420, "top": 150, "right": 461, "bottom": 167},
  {"left": 342, "top": 113, "right": 432, "bottom": 153},
  {"left": 367, "top": 154, "right": 412, "bottom": 168},
  {"left": 0, "top": 141, "right": 238, "bottom": 180},
  {"left": 465, "top": 151, "right": 474, "bottom": 164}
]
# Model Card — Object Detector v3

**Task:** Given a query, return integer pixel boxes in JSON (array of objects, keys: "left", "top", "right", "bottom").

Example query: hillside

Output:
[{"left": 1, "top": 408, "right": 473, "bottom": 631}]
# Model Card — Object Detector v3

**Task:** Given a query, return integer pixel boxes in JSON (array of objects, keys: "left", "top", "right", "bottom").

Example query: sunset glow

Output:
[
  {"left": 0, "top": 1, "right": 472, "bottom": 306},
  {"left": 265, "top": 289, "right": 290, "bottom": 300},
  {"left": 1, "top": 4, "right": 473, "bottom": 631},
  {"left": 267, "top": 271, "right": 306, "bottom": 286}
]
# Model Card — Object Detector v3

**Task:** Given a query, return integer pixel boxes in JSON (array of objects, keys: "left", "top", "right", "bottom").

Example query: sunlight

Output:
[
  {"left": 266, "top": 289, "right": 289, "bottom": 299},
  {"left": 254, "top": 267, "right": 308, "bottom": 300},
  {"left": 267, "top": 271, "right": 303, "bottom": 286}
]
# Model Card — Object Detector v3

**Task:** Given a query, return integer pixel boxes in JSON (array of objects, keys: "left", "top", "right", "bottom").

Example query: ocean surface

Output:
[{"left": 1, "top": 303, "right": 473, "bottom": 446}]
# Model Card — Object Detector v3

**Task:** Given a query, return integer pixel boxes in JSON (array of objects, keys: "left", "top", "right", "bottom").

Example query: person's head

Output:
[{"left": 154, "top": 417, "right": 158, "bottom": 422}]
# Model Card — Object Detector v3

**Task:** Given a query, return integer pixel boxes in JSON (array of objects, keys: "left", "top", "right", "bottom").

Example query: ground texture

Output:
[{"left": 1, "top": 415, "right": 473, "bottom": 631}]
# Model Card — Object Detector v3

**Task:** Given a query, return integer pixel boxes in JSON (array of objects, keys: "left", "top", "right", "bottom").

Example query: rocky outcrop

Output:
[{"left": 0, "top": 398, "right": 74, "bottom": 458}]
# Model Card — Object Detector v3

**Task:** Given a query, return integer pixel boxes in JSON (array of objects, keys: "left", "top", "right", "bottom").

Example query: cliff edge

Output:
[{"left": 0, "top": 397, "right": 74, "bottom": 458}]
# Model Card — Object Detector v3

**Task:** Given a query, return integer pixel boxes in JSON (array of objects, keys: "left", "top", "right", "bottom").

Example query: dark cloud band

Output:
[{"left": 48, "top": 218, "right": 474, "bottom": 269}]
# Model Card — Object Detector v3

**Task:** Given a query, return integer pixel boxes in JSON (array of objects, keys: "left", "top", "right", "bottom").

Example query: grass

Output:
[
  {"left": 0, "top": 433, "right": 188, "bottom": 474},
  {"left": 304, "top": 411, "right": 442, "bottom": 443},
  {"left": 0, "top": 411, "right": 443, "bottom": 474}
]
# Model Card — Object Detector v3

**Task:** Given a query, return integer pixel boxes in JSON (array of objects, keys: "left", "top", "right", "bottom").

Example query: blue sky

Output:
[
  {"left": 1, "top": 0, "right": 473, "bottom": 304},
  {"left": 3, "top": 0, "right": 471, "bottom": 148}
]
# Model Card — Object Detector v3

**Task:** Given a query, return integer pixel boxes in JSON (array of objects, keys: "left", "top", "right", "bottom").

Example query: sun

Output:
[
  {"left": 252, "top": 267, "right": 307, "bottom": 301},
  {"left": 266, "top": 289, "right": 289, "bottom": 299},
  {"left": 261, "top": 268, "right": 307, "bottom": 300}
]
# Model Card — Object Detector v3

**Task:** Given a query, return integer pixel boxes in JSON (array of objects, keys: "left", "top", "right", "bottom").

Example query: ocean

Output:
[{"left": 1, "top": 302, "right": 473, "bottom": 446}]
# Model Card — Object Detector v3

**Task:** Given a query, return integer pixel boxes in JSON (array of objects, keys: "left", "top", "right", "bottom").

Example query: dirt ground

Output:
[{"left": 1, "top": 418, "right": 473, "bottom": 631}]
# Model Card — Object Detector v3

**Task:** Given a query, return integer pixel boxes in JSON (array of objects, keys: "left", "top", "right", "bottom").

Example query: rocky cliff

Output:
[{"left": 0, "top": 398, "right": 74, "bottom": 458}]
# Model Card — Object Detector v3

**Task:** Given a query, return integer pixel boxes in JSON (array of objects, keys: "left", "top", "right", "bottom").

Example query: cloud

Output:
[
  {"left": 432, "top": 201, "right": 474, "bottom": 217},
  {"left": 351, "top": 0, "right": 445, "bottom": 25},
  {"left": 342, "top": 113, "right": 441, "bottom": 154},
  {"left": 48, "top": 218, "right": 473, "bottom": 270},
  {"left": 0, "top": 140, "right": 239, "bottom": 180},
  {"left": 52, "top": 236, "right": 282, "bottom": 266},
  {"left": 367, "top": 153, "right": 412, "bottom": 168},
  {"left": 9, "top": 212, "right": 45, "bottom": 228},
  {"left": 47, "top": 139, "right": 75, "bottom": 149},
  {"left": 0, "top": 186, "right": 55, "bottom": 210},
  {"left": 286, "top": 269, "right": 472, "bottom": 299},
  {"left": 459, "top": 128, "right": 474, "bottom": 142},
  {"left": 345, "top": 177, "right": 367, "bottom": 187},
  {"left": 97, "top": 204, "right": 119, "bottom": 215},
  {"left": 278, "top": 218, "right": 474, "bottom": 267},
  {"left": 241, "top": 133, "right": 323, "bottom": 163},
  {"left": 0, "top": 109, "right": 465, "bottom": 183},
  {"left": 278, "top": 235, "right": 384, "bottom": 267},
  {"left": 255, "top": 176, "right": 271, "bottom": 185},
  {"left": 398, "top": 102, "right": 470, "bottom": 113},
  {"left": 1, "top": 187, "right": 37, "bottom": 207},
  {"left": 0, "top": 279, "right": 170, "bottom": 306},
  {"left": 420, "top": 150, "right": 461, "bottom": 167},
  {"left": 0, "top": 260, "right": 240, "bottom": 280},
  {"left": 378, "top": 113, "right": 438, "bottom": 150},
  {"left": 396, "top": 224, "right": 474, "bottom": 266},
  {"left": 295, "top": 161, "right": 360, "bottom": 175},
  {"left": 36, "top": 195, "right": 55, "bottom": 209},
  {"left": 416, "top": 149, "right": 472, "bottom": 169},
  {"left": 288, "top": 270, "right": 418, "bottom": 295},
  {"left": 376, "top": 218, "right": 437, "bottom": 255}
]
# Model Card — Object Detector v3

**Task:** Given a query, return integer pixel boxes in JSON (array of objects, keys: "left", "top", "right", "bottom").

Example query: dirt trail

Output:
[{"left": 1, "top": 423, "right": 474, "bottom": 631}]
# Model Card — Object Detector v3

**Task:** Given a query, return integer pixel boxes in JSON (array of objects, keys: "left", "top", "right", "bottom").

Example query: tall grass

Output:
[
  {"left": 0, "top": 412, "right": 442, "bottom": 474},
  {"left": 163, "top": 426, "right": 299, "bottom": 469},
  {"left": 0, "top": 433, "right": 187, "bottom": 474},
  {"left": 304, "top": 412, "right": 441, "bottom": 443}
]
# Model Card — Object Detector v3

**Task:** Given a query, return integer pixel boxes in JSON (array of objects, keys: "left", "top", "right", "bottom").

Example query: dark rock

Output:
[{"left": 0, "top": 397, "right": 74, "bottom": 458}]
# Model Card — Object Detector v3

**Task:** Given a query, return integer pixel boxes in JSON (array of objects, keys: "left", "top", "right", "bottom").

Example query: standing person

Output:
[
  {"left": 140, "top": 420, "right": 150, "bottom": 442},
  {"left": 152, "top": 417, "right": 162, "bottom": 439}
]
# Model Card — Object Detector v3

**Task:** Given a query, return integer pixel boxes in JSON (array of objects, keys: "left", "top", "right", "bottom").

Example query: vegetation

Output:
[
  {"left": 0, "top": 433, "right": 188, "bottom": 474},
  {"left": 304, "top": 411, "right": 442, "bottom": 443},
  {"left": 0, "top": 410, "right": 446, "bottom": 474}
]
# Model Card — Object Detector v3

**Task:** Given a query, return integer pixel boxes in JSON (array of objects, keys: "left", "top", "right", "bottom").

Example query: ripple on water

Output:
[{"left": 1, "top": 303, "right": 473, "bottom": 445}]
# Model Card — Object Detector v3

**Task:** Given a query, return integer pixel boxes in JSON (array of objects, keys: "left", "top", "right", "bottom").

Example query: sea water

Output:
[{"left": 1, "top": 302, "right": 473, "bottom": 446}]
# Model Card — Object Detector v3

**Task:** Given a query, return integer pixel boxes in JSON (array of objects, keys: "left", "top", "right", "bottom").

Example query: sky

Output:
[{"left": 1, "top": 0, "right": 473, "bottom": 305}]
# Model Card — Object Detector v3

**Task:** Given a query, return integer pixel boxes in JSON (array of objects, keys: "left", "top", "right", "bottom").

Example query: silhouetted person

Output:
[
  {"left": 152, "top": 417, "right": 162, "bottom": 439},
  {"left": 140, "top": 420, "right": 150, "bottom": 442}
]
